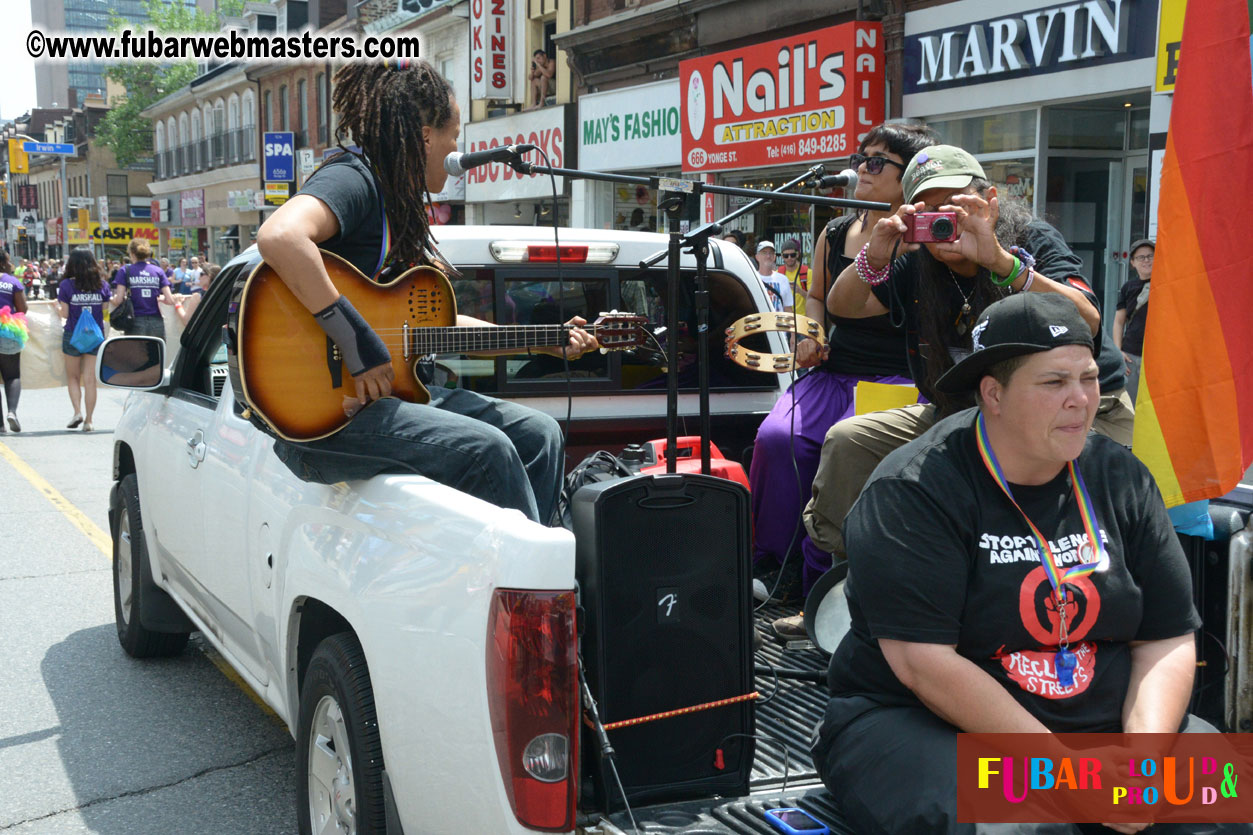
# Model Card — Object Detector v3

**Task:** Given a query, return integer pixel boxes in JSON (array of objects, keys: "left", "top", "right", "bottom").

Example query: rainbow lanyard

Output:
[
  {"left": 363, "top": 157, "right": 390, "bottom": 280},
  {"left": 371, "top": 165, "right": 391, "bottom": 280},
  {"left": 975, "top": 413, "right": 1104, "bottom": 649}
]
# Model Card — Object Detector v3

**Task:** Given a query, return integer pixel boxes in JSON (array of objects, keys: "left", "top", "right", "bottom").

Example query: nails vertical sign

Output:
[
  {"left": 470, "top": 0, "right": 513, "bottom": 100},
  {"left": 679, "top": 22, "right": 885, "bottom": 173}
]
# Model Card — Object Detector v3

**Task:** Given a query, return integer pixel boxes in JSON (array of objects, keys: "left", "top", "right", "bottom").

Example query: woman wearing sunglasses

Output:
[{"left": 750, "top": 121, "right": 939, "bottom": 625}]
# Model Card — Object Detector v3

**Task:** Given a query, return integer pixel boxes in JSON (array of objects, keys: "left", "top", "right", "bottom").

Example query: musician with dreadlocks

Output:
[
  {"left": 255, "top": 60, "right": 596, "bottom": 524},
  {"left": 803, "top": 144, "right": 1133, "bottom": 567}
]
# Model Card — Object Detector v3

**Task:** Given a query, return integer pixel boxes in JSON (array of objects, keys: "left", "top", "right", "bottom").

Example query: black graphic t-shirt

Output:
[
  {"left": 869, "top": 221, "right": 1125, "bottom": 402},
  {"left": 298, "top": 151, "right": 385, "bottom": 278},
  {"left": 829, "top": 409, "right": 1200, "bottom": 732}
]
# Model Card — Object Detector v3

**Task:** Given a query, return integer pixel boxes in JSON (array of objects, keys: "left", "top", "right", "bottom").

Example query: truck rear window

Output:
[{"left": 439, "top": 266, "right": 771, "bottom": 396}]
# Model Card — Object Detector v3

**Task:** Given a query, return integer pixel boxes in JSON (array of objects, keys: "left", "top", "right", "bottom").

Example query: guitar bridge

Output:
[{"left": 326, "top": 337, "right": 344, "bottom": 388}]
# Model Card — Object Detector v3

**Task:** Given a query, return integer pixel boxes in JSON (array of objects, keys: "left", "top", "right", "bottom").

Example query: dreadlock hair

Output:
[
  {"left": 331, "top": 60, "right": 455, "bottom": 272},
  {"left": 0, "top": 251, "right": 12, "bottom": 274},
  {"left": 914, "top": 177, "right": 1038, "bottom": 417},
  {"left": 65, "top": 248, "right": 107, "bottom": 296}
]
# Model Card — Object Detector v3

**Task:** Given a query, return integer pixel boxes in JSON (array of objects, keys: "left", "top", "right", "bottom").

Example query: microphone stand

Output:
[{"left": 507, "top": 155, "right": 888, "bottom": 475}]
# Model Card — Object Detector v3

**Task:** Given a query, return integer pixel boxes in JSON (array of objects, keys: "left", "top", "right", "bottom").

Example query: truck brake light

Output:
[
  {"left": 486, "top": 589, "right": 578, "bottom": 832},
  {"left": 489, "top": 241, "right": 619, "bottom": 263}
]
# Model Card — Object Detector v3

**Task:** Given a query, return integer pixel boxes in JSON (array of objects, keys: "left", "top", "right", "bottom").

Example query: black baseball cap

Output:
[{"left": 934, "top": 293, "right": 1094, "bottom": 394}]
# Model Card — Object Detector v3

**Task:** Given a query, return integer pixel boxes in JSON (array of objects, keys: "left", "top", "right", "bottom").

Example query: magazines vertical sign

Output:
[
  {"left": 679, "top": 22, "right": 884, "bottom": 173},
  {"left": 470, "top": 0, "right": 513, "bottom": 100}
]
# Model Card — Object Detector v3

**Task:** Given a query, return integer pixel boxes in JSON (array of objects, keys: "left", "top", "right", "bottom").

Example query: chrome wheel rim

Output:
[
  {"left": 117, "top": 511, "right": 133, "bottom": 626},
  {"left": 307, "top": 694, "right": 356, "bottom": 835}
]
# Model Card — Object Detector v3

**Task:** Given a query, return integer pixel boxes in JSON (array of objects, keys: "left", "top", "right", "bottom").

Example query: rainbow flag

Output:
[{"left": 1132, "top": 0, "right": 1253, "bottom": 507}]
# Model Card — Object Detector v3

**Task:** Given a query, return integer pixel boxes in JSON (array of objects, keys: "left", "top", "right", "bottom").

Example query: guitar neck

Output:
[{"left": 408, "top": 324, "right": 587, "bottom": 355}]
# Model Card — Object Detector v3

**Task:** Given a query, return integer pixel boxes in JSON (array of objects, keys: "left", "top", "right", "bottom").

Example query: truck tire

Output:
[
  {"left": 297, "top": 632, "right": 387, "bottom": 835},
  {"left": 113, "top": 474, "right": 191, "bottom": 658}
]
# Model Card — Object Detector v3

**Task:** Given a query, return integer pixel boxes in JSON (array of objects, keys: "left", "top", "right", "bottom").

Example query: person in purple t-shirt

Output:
[
  {"left": 56, "top": 249, "right": 112, "bottom": 432},
  {"left": 0, "top": 250, "right": 27, "bottom": 433},
  {"left": 108, "top": 239, "right": 175, "bottom": 339}
]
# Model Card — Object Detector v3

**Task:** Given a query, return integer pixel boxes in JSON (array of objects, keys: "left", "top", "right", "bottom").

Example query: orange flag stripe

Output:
[{"left": 1137, "top": 141, "right": 1242, "bottom": 505}]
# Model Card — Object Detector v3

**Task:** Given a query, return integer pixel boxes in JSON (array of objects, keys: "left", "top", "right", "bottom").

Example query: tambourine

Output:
[{"left": 724, "top": 311, "right": 826, "bottom": 372}]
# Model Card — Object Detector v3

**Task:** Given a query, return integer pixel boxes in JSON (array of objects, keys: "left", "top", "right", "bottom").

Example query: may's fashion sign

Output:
[
  {"left": 470, "top": 0, "right": 512, "bottom": 100},
  {"left": 679, "top": 22, "right": 884, "bottom": 173}
]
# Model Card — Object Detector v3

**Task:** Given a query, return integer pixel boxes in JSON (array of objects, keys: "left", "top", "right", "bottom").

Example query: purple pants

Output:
[{"left": 749, "top": 369, "right": 914, "bottom": 594}]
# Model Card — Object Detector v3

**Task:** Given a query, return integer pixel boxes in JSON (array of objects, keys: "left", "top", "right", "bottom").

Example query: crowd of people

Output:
[{"left": 0, "top": 242, "right": 220, "bottom": 434}]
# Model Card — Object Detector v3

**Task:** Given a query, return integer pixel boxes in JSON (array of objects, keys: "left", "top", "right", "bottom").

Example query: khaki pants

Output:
[{"left": 802, "top": 390, "right": 1135, "bottom": 558}]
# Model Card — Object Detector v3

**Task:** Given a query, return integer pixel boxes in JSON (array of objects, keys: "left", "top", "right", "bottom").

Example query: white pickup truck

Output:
[
  {"left": 100, "top": 226, "right": 800, "bottom": 834},
  {"left": 102, "top": 224, "right": 1253, "bottom": 834}
]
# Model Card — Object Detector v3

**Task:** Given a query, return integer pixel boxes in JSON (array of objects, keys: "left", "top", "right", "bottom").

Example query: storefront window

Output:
[
  {"left": 1047, "top": 108, "right": 1125, "bottom": 151},
  {"left": 927, "top": 109, "right": 1037, "bottom": 154},
  {"left": 612, "top": 184, "right": 660, "bottom": 233},
  {"left": 979, "top": 158, "right": 1036, "bottom": 205},
  {"left": 723, "top": 172, "right": 814, "bottom": 268}
]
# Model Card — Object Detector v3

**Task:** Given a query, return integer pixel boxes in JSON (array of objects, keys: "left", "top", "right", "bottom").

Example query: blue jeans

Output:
[{"left": 272, "top": 387, "right": 563, "bottom": 524}]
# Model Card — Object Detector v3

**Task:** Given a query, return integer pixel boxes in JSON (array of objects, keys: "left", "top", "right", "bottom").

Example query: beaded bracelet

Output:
[
  {"left": 855, "top": 243, "right": 891, "bottom": 286},
  {"left": 1009, "top": 245, "right": 1036, "bottom": 274}
]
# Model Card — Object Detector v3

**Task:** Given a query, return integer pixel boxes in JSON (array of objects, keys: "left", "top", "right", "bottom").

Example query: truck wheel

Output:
[
  {"left": 113, "top": 474, "right": 191, "bottom": 658},
  {"left": 297, "top": 633, "right": 387, "bottom": 835}
]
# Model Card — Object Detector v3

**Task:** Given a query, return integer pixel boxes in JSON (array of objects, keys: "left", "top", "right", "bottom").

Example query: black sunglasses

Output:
[
  {"left": 782, "top": 251, "right": 799, "bottom": 258},
  {"left": 850, "top": 153, "right": 906, "bottom": 175}
]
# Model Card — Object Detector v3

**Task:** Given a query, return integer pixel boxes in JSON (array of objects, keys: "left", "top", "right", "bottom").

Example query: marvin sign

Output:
[{"left": 904, "top": 0, "right": 1156, "bottom": 94}]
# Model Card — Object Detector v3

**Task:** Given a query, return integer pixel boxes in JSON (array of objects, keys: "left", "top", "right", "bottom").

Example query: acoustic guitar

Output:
[{"left": 227, "top": 249, "right": 647, "bottom": 442}]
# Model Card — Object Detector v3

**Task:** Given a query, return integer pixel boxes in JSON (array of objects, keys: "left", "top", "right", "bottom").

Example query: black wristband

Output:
[{"left": 313, "top": 295, "right": 390, "bottom": 376}]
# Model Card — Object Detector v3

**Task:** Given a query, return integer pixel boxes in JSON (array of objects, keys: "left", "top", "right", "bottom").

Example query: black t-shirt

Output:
[
  {"left": 829, "top": 409, "right": 1201, "bottom": 732},
  {"left": 1116, "top": 278, "right": 1150, "bottom": 355},
  {"left": 297, "top": 151, "right": 386, "bottom": 278},
  {"left": 821, "top": 215, "right": 911, "bottom": 378},
  {"left": 869, "top": 220, "right": 1124, "bottom": 402}
]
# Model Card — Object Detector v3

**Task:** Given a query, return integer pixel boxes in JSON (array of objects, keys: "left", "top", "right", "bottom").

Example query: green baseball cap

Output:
[{"left": 901, "top": 144, "right": 986, "bottom": 204}]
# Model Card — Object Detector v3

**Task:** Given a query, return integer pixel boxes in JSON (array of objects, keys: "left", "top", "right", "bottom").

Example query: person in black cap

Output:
[
  {"left": 810, "top": 293, "right": 1228, "bottom": 835},
  {"left": 1114, "top": 238, "right": 1154, "bottom": 404}
]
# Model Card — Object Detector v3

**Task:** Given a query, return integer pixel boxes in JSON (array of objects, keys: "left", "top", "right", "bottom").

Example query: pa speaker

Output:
[{"left": 573, "top": 472, "right": 754, "bottom": 810}]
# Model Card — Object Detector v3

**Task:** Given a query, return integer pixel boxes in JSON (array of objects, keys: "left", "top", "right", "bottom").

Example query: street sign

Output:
[
  {"left": 263, "top": 131, "right": 295, "bottom": 182},
  {"left": 22, "top": 141, "right": 75, "bottom": 155},
  {"left": 98, "top": 195, "right": 109, "bottom": 228},
  {"left": 264, "top": 182, "right": 291, "bottom": 207},
  {"left": 68, "top": 196, "right": 92, "bottom": 209},
  {"left": 298, "top": 148, "right": 315, "bottom": 175}
]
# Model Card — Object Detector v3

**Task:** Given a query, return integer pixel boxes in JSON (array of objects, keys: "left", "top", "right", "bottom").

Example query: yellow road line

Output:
[
  {"left": 0, "top": 440, "right": 112, "bottom": 557},
  {"left": 0, "top": 439, "right": 283, "bottom": 725}
]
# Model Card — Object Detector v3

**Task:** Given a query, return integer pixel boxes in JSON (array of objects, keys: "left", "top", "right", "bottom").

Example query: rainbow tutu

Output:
[{"left": 0, "top": 305, "right": 29, "bottom": 354}]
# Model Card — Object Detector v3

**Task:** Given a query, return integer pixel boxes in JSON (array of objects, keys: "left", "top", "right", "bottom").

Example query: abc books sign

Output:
[{"left": 679, "top": 22, "right": 885, "bottom": 173}]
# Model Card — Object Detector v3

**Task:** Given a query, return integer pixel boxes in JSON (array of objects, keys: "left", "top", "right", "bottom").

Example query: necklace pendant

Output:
[{"left": 961, "top": 302, "right": 971, "bottom": 315}]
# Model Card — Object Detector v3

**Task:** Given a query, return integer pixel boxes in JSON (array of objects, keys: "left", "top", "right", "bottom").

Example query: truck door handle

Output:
[{"left": 186, "top": 430, "right": 206, "bottom": 468}]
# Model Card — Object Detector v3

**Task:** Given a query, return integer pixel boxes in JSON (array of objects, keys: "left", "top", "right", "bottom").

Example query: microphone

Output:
[
  {"left": 815, "top": 169, "right": 859, "bottom": 190},
  {"left": 443, "top": 144, "right": 537, "bottom": 175}
]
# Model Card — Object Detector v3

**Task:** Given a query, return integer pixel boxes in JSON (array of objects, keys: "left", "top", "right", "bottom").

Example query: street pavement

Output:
[{"left": 0, "top": 386, "right": 296, "bottom": 834}]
